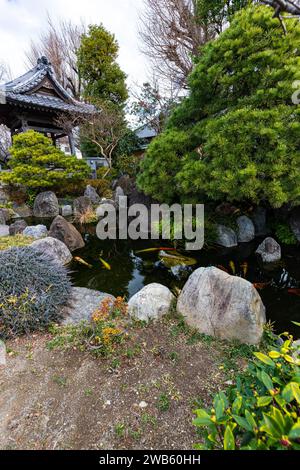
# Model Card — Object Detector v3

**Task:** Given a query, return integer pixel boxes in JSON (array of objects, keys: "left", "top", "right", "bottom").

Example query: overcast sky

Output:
[{"left": 0, "top": 0, "right": 150, "bottom": 90}]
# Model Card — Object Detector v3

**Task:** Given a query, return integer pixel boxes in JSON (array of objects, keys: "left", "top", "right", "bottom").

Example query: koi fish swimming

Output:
[
  {"left": 288, "top": 289, "right": 300, "bottom": 297},
  {"left": 135, "top": 247, "right": 176, "bottom": 254},
  {"left": 74, "top": 257, "right": 92, "bottom": 268},
  {"left": 99, "top": 256, "right": 111, "bottom": 270},
  {"left": 253, "top": 282, "right": 270, "bottom": 290},
  {"left": 229, "top": 261, "right": 236, "bottom": 275},
  {"left": 240, "top": 262, "right": 248, "bottom": 278}
]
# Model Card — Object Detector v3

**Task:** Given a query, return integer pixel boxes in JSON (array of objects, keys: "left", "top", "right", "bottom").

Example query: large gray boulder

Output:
[
  {"left": 0, "top": 225, "right": 9, "bottom": 237},
  {"left": 84, "top": 185, "right": 101, "bottom": 205},
  {"left": 33, "top": 191, "right": 59, "bottom": 218},
  {"left": 73, "top": 196, "right": 92, "bottom": 216},
  {"left": 23, "top": 224, "right": 48, "bottom": 239},
  {"left": 177, "top": 267, "right": 266, "bottom": 345},
  {"left": 128, "top": 283, "right": 175, "bottom": 322},
  {"left": 62, "top": 287, "right": 115, "bottom": 324},
  {"left": 237, "top": 216, "right": 255, "bottom": 243},
  {"left": 216, "top": 224, "right": 238, "bottom": 248},
  {"left": 290, "top": 207, "right": 300, "bottom": 242},
  {"left": 256, "top": 237, "right": 281, "bottom": 263},
  {"left": 31, "top": 237, "right": 72, "bottom": 266},
  {"left": 9, "top": 219, "right": 27, "bottom": 236},
  {"left": 49, "top": 215, "right": 85, "bottom": 252},
  {"left": 12, "top": 204, "right": 32, "bottom": 219}
]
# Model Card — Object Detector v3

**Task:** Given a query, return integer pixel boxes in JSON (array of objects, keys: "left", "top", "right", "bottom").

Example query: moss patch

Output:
[{"left": 0, "top": 235, "right": 34, "bottom": 251}]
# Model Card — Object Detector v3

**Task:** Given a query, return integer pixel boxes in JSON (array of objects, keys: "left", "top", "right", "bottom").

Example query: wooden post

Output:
[
  {"left": 51, "top": 133, "right": 56, "bottom": 147},
  {"left": 68, "top": 132, "right": 76, "bottom": 156}
]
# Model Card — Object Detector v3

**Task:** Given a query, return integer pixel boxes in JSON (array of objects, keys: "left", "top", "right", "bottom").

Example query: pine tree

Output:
[
  {"left": 138, "top": 5, "right": 300, "bottom": 208},
  {"left": 1, "top": 130, "right": 90, "bottom": 190}
]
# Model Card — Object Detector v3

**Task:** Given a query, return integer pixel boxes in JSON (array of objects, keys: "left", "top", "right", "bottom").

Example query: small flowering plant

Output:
[
  {"left": 48, "top": 297, "right": 129, "bottom": 357},
  {"left": 193, "top": 334, "right": 300, "bottom": 450},
  {"left": 89, "top": 297, "right": 128, "bottom": 355}
]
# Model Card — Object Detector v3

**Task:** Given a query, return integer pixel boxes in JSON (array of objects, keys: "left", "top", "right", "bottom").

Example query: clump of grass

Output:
[
  {"left": 156, "top": 393, "right": 170, "bottom": 412},
  {"left": 115, "top": 423, "right": 126, "bottom": 438},
  {"left": 73, "top": 207, "right": 98, "bottom": 225},
  {"left": 53, "top": 375, "right": 67, "bottom": 387},
  {"left": 0, "top": 235, "right": 33, "bottom": 251}
]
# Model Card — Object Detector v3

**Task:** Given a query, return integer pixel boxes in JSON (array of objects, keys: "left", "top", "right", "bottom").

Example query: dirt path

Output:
[{"left": 0, "top": 319, "right": 235, "bottom": 450}]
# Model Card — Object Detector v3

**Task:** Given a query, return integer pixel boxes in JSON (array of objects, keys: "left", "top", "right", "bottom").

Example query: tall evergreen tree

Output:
[
  {"left": 77, "top": 24, "right": 128, "bottom": 105},
  {"left": 138, "top": 5, "right": 300, "bottom": 208}
]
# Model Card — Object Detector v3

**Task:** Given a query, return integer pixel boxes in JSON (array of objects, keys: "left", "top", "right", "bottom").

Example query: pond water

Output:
[
  {"left": 17, "top": 217, "right": 300, "bottom": 337},
  {"left": 69, "top": 227, "right": 300, "bottom": 337}
]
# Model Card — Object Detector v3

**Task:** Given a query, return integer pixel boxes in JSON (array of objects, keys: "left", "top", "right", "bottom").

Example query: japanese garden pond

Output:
[
  {"left": 18, "top": 218, "right": 300, "bottom": 337},
  {"left": 69, "top": 228, "right": 300, "bottom": 337}
]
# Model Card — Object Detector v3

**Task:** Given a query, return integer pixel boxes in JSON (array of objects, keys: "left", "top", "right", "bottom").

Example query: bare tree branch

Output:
[
  {"left": 0, "top": 125, "right": 11, "bottom": 165},
  {"left": 0, "top": 61, "right": 12, "bottom": 84},
  {"left": 261, "top": 0, "right": 300, "bottom": 15},
  {"left": 56, "top": 100, "right": 126, "bottom": 174},
  {"left": 139, "top": 0, "right": 215, "bottom": 91},
  {"left": 26, "top": 15, "right": 85, "bottom": 100}
]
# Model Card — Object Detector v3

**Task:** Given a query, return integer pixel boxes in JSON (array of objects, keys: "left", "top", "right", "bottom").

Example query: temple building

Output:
[{"left": 0, "top": 56, "right": 92, "bottom": 155}]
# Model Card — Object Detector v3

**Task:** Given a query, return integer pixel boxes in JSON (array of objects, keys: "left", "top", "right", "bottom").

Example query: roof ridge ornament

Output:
[{"left": 37, "top": 57, "right": 53, "bottom": 72}]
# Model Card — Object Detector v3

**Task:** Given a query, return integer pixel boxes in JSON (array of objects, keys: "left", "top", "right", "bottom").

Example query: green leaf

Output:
[
  {"left": 282, "top": 382, "right": 300, "bottom": 404},
  {"left": 257, "top": 396, "right": 273, "bottom": 407},
  {"left": 274, "top": 394, "right": 286, "bottom": 410},
  {"left": 224, "top": 426, "right": 235, "bottom": 450},
  {"left": 283, "top": 354, "right": 295, "bottom": 364},
  {"left": 233, "top": 414, "right": 252, "bottom": 432},
  {"left": 245, "top": 410, "right": 257, "bottom": 431},
  {"left": 260, "top": 371, "right": 274, "bottom": 390},
  {"left": 193, "top": 409, "right": 212, "bottom": 426},
  {"left": 268, "top": 351, "right": 281, "bottom": 359},
  {"left": 271, "top": 407, "right": 286, "bottom": 432},
  {"left": 232, "top": 396, "right": 243, "bottom": 414},
  {"left": 254, "top": 352, "right": 275, "bottom": 367},
  {"left": 214, "top": 395, "right": 225, "bottom": 421},
  {"left": 289, "top": 421, "right": 300, "bottom": 440},
  {"left": 291, "top": 382, "right": 300, "bottom": 404},
  {"left": 262, "top": 413, "right": 283, "bottom": 438}
]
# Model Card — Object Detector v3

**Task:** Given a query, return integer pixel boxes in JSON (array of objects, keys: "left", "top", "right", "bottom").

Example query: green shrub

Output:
[
  {"left": 274, "top": 223, "right": 297, "bottom": 246},
  {"left": 86, "top": 178, "right": 110, "bottom": 196},
  {"left": 138, "top": 6, "right": 300, "bottom": 208},
  {"left": 96, "top": 167, "right": 118, "bottom": 181},
  {"left": 116, "top": 154, "right": 141, "bottom": 178},
  {"left": 0, "top": 130, "right": 90, "bottom": 191},
  {"left": 0, "top": 247, "right": 71, "bottom": 338},
  {"left": 4, "top": 184, "right": 28, "bottom": 205},
  {"left": 193, "top": 335, "right": 300, "bottom": 450},
  {"left": 102, "top": 189, "right": 113, "bottom": 199},
  {"left": 53, "top": 180, "right": 87, "bottom": 198}
]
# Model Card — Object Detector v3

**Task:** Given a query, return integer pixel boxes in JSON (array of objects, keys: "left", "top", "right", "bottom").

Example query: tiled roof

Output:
[
  {"left": 0, "top": 57, "right": 93, "bottom": 114},
  {"left": 5, "top": 91, "right": 94, "bottom": 114},
  {"left": 135, "top": 123, "right": 158, "bottom": 139}
]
